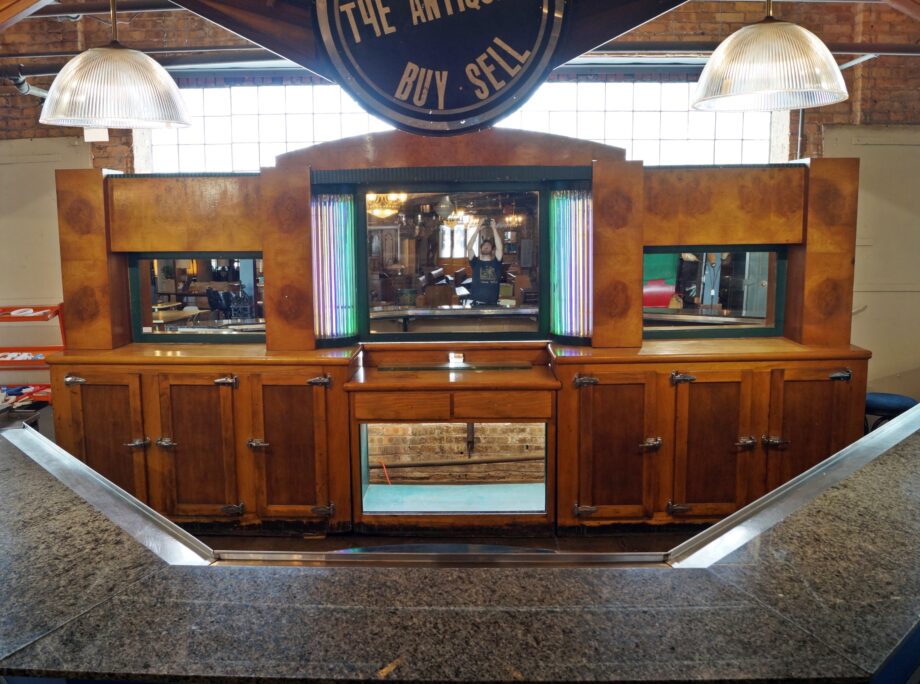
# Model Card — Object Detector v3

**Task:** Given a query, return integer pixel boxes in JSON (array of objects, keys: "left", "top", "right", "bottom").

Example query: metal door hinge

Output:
[
  {"left": 311, "top": 502, "right": 336, "bottom": 517},
  {"left": 639, "top": 436, "right": 663, "bottom": 452},
  {"left": 155, "top": 437, "right": 178, "bottom": 449},
  {"left": 213, "top": 375, "right": 239, "bottom": 388},
  {"left": 247, "top": 438, "right": 270, "bottom": 449},
  {"left": 573, "top": 504, "right": 598, "bottom": 516},
  {"left": 734, "top": 436, "right": 757, "bottom": 450},
  {"left": 573, "top": 375, "right": 599, "bottom": 388},
  {"left": 221, "top": 502, "right": 245, "bottom": 516},
  {"left": 64, "top": 375, "right": 86, "bottom": 386},
  {"left": 122, "top": 437, "right": 151, "bottom": 449},
  {"left": 670, "top": 371, "right": 697, "bottom": 385},
  {"left": 307, "top": 375, "right": 332, "bottom": 388},
  {"left": 761, "top": 435, "right": 790, "bottom": 449},
  {"left": 667, "top": 500, "right": 691, "bottom": 515},
  {"left": 829, "top": 369, "right": 852, "bottom": 382}
]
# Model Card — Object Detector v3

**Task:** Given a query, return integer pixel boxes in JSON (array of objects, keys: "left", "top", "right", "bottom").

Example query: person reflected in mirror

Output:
[{"left": 466, "top": 218, "right": 504, "bottom": 306}]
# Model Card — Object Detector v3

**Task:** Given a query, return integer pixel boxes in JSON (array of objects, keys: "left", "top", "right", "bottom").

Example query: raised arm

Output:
[
  {"left": 490, "top": 222, "right": 503, "bottom": 261},
  {"left": 466, "top": 224, "right": 480, "bottom": 260}
]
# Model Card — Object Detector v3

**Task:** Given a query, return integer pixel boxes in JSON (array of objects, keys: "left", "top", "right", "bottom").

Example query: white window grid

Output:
[{"left": 148, "top": 81, "right": 773, "bottom": 173}]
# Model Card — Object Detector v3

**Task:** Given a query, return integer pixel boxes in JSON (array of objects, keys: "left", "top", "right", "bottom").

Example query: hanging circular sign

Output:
[{"left": 316, "top": 0, "right": 567, "bottom": 136}]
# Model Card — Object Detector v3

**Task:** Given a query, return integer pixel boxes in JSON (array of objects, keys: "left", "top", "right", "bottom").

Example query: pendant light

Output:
[
  {"left": 692, "top": 0, "right": 847, "bottom": 112},
  {"left": 40, "top": 0, "right": 190, "bottom": 129}
]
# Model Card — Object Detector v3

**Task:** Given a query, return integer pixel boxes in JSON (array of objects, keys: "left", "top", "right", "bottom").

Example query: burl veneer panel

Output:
[
  {"left": 785, "top": 158, "right": 859, "bottom": 347},
  {"left": 276, "top": 128, "right": 625, "bottom": 170},
  {"left": 261, "top": 166, "right": 316, "bottom": 351},
  {"left": 592, "top": 160, "right": 644, "bottom": 348},
  {"left": 56, "top": 169, "right": 131, "bottom": 350},
  {"left": 107, "top": 176, "right": 262, "bottom": 252},
  {"left": 643, "top": 166, "right": 806, "bottom": 246}
]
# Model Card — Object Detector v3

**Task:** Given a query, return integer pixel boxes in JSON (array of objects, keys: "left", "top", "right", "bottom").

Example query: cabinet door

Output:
[
  {"left": 577, "top": 372, "right": 658, "bottom": 520},
  {"left": 250, "top": 371, "right": 329, "bottom": 519},
  {"left": 672, "top": 370, "right": 754, "bottom": 517},
  {"left": 156, "top": 372, "right": 239, "bottom": 517},
  {"left": 61, "top": 371, "right": 148, "bottom": 501},
  {"left": 766, "top": 366, "right": 854, "bottom": 489}
]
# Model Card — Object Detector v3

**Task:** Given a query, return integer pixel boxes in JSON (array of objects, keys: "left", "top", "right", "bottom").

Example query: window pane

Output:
[
  {"left": 231, "top": 87, "right": 258, "bottom": 115},
  {"left": 286, "top": 114, "right": 314, "bottom": 143},
  {"left": 178, "top": 145, "right": 206, "bottom": 172},
  {"left": 231, "top": 115, "right": 259, "bottom": 144},
  {"left": 232, "top": 143, "right": 260, "bottom": 171},
  {"left": 716, "top": 112, "right": 744, "bottom": 139},
  {"left": 688, "top": 111, "right": 716, "bottom": 140},
  {"left": 177, "top": 117, "right": 205, "bottom": 145},
  {"left": 204, "top": 144, "right": 233, "bottom": 172},
  {"left": 151, "top": 145, "right": 179, "bottom": 173},
  {"left": 660, "top": 111, "right": 688, "bottom": 140},
  {"left": 576, "top": 82, "right": 606, "bottom": 111},
  {"left": 661, "top": 83, "right": 690, "bottom": 111},
  {"left": 549, "top": 111, "right": 577, "bottom": 137},
  {"left": 605, "top": 111, "right": 632, "bottom": 139},
  {"left": 633, "top": 111, "right": 661, "bottom": 139},
  {"left": 314, "top": 113, "right": 342, "bottom": 141},
  {"left": 204, "top": 116, "right": 232, "bottom": 145},
  {"left": 313, "top": 86, "right": 342, "bottom": 113},
  {"left": 258, "top": 114, "right": 286, "bottom": 143},
  {"left": 258, "top": 85, "right": 286, "bottom": 114},
  {"left": 606, "top": 82, "right": 633, "bottom": 111},
  {"left": 285, "top": 85, "right": 313, "bottom": 114},
  {"left": 182, "top": 89, "right": 204, "bottom": 117},
  {"left": 577, "top": 111, "right": 605, "bottom": 140},
  {"left": 634, "top": 83, "right": 661, "bottom": 111},
  {"left": 202, "top": 88, "right": 231, "bottom": 116},
  {"left": 259, "top": 142, "right": 287, "bottom": 168}
]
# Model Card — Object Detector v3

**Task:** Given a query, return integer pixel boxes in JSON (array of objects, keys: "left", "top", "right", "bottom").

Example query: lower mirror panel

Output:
[{"left": 360, "top": 422, "right": 547, "bottom": 515}]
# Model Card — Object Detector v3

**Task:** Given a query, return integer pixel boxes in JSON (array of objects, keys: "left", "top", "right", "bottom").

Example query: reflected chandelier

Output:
[
  {"left": 366, "top": 192, "right": 407, "bottom": 219},
  {"left": 692, "top": 0, "right": 847, "bottom": 112},
  {"left": 40, "top": 0, "right": 190, "bottom": 129}
]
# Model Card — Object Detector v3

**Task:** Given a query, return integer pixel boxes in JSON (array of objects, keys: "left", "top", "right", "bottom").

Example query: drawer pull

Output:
[
  {"left": 573, "top": 504, "right": 598, "bottom": 516},
  {"left": 829, "top": 369, "right": 852, "bottom": 382},
  {"left": 639, "top": 437, "right": 663, "bottom": 452},
  {"left": 64, "top": 375, "right": 86, "bottom": 386},
  {"left": 670, "top": 371, "right": 697, "bottom": 385},
  {"left": 213, "top": 375, "right": 239, "bottom": 388},
  {"left": 307, "top": 375, "right": 332, "bottom": 387}
]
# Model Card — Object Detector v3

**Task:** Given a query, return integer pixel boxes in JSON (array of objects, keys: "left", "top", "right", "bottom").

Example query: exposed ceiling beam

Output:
[
  {"left": 0, "top": 0, "right": 55, "bottom": 30},
  {"left": 31, "top": 0, "right": 179, "bottom": 17},
  {"left": 884, "top": 0, "right": 920, "bottom": 19}
]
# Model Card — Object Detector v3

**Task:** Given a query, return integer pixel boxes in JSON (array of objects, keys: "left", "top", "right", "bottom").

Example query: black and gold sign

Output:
[{"left": 316, "top": 0, "right": 567, "bottom": 136}]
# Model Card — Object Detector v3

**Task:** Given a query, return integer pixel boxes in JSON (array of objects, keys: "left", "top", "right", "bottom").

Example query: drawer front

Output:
[
  {"left": 452, "top": 391, "right": 553, "bottom": 419},
  {"left": 353, "top": 392, "right": 451, "bottom": 419}
]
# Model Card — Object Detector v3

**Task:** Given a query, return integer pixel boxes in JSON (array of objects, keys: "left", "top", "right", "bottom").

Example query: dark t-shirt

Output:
[{"left": 469, "top": 256, "right": 501, "bottom": 304}]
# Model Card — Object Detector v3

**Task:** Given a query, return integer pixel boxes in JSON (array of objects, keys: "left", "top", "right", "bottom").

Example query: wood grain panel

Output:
[
  {"left": 56, "top": 169, "right": 131, "bottom": 350},
  {"left": 80, "top": 384, "right": 137, "bottom": 494},
  {"left": 262, "top": 384, "right": 317, "bottom": 508},
  {"left": 108, "top": 176, "right": 262, "bottom": 252},
  {"left": 453, "top": 392, "right": 552, "bottom": 418},
  {"left": 644, "top": 167, "right": 806, "bottom": 246},
  {"left": 353, "top": 392, "right": 451, "bottom": 420},
  {"left": 261, "top": 166, "right": 315, "bottom": 351},
  {"left": 592, "top": 160, "right": 644, "bottom": 348},
  {"left": 277, "top": 129, "right": 624, "bottom": 170},
  {"left": 796, "top": 158, "right": 860, "bottom": 347},
  {"left": 0, "top": 0, "right": 52, "bottom": 30}
]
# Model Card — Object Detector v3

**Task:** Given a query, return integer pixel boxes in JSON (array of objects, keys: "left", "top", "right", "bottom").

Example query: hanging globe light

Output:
[
  {"left": 40, "top": 0, "right": 190, "bottom": 129},
  {"left": 692, "top": 0, "right": 847, "bottom": 112}
]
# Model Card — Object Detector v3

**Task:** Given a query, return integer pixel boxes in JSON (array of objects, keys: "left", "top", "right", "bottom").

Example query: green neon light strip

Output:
[
  {"left": 312, "top": 194, "right": 357, "bottom": 338},
  {"left": 549, "top": 190, "right": 592, "bottom": 338}
]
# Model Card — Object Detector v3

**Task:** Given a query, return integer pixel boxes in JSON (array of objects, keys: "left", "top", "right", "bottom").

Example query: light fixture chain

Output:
[{"left": 110, "top": 0, "right": 118, "bottom": 43}]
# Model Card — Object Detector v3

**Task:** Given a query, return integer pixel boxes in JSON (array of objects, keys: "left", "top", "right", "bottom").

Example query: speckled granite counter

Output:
[{"left": 1, "top": 418, "right": 919, "bottom": 683}]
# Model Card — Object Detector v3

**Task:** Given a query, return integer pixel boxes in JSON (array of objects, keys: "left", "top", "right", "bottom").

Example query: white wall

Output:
[
  {"left": 824, "top": 125, "right": 920, "bottom": 399},
  {"left": 0, "top": 137, "right": 91, "bottom": 384}
]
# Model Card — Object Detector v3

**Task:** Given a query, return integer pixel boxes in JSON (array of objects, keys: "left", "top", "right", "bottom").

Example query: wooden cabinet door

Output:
[
  {"left": 672, "top": 370, "right": 754, "bottom": 517},
  {"left": 250, "top": 371, "right": 329, "bottom": 519},
  {"left": 156, "top": 372, "right": 239, "bottom": 517},
  {"left": 577, "top": 372, "right": 658, "bottom": 520},
  {"left": 61, "top": 371, "right": 148, "bottom": 501},
  {"left": 766, "top": 366, "right": 854, "bottom": 489}
]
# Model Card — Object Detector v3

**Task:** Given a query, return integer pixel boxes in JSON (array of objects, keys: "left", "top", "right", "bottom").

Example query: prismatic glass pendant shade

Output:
[
  {"left": 40, "top": 0, "right": 189, "bottom": 129},
  {"left": 692, "top": 17, "right": 848, "bottom": 112}
]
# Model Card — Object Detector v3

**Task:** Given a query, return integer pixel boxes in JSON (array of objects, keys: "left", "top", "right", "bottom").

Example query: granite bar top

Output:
[{"left": 2, "top": 419, "right": 920, "bottom": 682}]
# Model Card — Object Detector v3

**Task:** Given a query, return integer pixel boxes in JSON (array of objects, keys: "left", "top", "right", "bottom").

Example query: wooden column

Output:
[
  {"left": 784, "top": 158, "right": 860, "bottom": 347},
  {"left": 56, "top": 169, "right": 131, "bottom": 350},
  {"left": 261, "top": 166, "right": 316, "bottom": 351},
  {"left": 592, "top": 160, "right": 645, "bottom": 348}
]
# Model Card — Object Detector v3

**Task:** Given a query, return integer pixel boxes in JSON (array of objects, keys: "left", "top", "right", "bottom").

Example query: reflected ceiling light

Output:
[
  {"left": 692, "top": 0, "right": 847, "bottom": 112},
  {"left": 40, "top": 0, "right": 190, "bottom": 129},
  {"left": 366, "top": 192, "right": 407, "bottom": 219}
]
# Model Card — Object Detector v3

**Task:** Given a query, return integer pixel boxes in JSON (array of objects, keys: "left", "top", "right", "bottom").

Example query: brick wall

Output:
[
  {"left": 0, "top": 1, "right": 918, "bottom": 162},
  {"left": 365, "top": 423, "right": 546, "bottom": 484}
]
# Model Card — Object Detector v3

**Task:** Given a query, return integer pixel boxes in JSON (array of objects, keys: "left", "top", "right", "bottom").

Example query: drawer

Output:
[
  {"left": 452, "top": 391, "right": 553, "bottom": 419},
  {"left": 353, "top": 391, "right": 451, "bottom": 419}
]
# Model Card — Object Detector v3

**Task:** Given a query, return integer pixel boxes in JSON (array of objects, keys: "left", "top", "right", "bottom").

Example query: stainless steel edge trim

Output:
[
  {"left": 668, "top": 404, "right": 920, "bottom": 569},
  {"left": 2, "top": 425, "right": 214, "bottom": 566},
  {"left": 214, "top": 549, "right": 668, "bottom": 567}
]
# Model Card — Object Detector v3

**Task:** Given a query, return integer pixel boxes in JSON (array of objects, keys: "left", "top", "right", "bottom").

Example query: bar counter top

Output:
[{"left": 1, "top": 410, "right": 919, "bottom": 683}]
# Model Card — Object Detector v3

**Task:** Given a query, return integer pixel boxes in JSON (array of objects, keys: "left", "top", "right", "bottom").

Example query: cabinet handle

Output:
[
  {"left": 573, "top": 374, "right": 599, "bottom": 388},
  {"left": 573, "top": 504, "right": 598, "bottom": 516},
  {"left": 156, "top": 437, "right": 178, "bottom": 449},
  {"left": 761, "top": 435, "right": 790, "bottom": 449},
  {"left": 829, "top": 369, "right": 852, "bottom": 382},
  {"left": 667, "top": 500, "right": 691, "bottom": 515},
  {"left": 307, "top": 375, "right": 332, "bottom": 387},
  {"left": 213, "top": 375, "right": 239, "bottom": 388},
  {"left": 221, "top": 502, "right": 245, "bottom": 516},
  {"left": 638, "top": 437, "right": 663, "bottom": 452},
  {"left": 122, "top": 437, "right": 150, "bottom": 449},
  {"left": 311, "top": 502, "right": 336, "bottom": 517},
  {"left": 64, "top": 375, "right": 86, "bottom": 386},
  {"left": 734, "top": 436, "right": 757, "bottom": 450},
  {"left": 247, "top": 438, "right": 270, "bottom": 449},
  {"left": 670, "top": 371, "right": 697, "bottom": 385}
]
